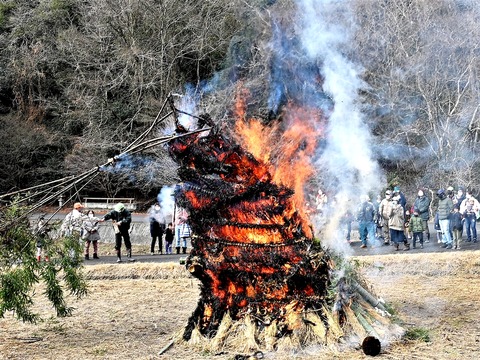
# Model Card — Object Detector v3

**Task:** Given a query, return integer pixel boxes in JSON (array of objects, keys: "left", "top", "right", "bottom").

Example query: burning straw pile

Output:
[{"left": 167, "top": 109, "right": 402, "bottom": 355}]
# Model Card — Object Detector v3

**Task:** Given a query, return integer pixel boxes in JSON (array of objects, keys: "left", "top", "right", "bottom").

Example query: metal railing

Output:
[{"left": 83, "top": 197, "right": 137, "bottom": 210}]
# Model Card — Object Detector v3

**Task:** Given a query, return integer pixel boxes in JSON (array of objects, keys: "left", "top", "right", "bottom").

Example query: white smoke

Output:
[
  {"left": 177, "top": 85, "right": 199, "bottom": 130},
  {"left": 297, "top": 0, "right": 385, "bottom": 253},
  {"left": 157, "top": 185, "right": 176, "bottom": 224}
]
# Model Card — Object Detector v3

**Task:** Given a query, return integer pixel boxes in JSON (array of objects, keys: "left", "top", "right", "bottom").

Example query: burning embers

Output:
[
  {"left": 168, "top": 118, "right": 337, "bottom": 348},
  {"left": 167, "top": 102, "right": 400, "bottom": 353}
]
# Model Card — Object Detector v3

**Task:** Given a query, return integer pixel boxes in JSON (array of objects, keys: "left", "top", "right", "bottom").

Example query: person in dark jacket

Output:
[
  {"left": 436, "top": 189, "right": 453, "bottom": 249},
  {"left": 101, "top": 203, "right": 134, "bottom": 262},
  {"left": 413, "top": 189, "right": 431, "bottom": 243},
  {"left": 164, "top": 223, "right": 174, "bottom": 254},
  {"left": 393, "top": 186, "right": 407, "bottom": 211},
  {"left": 450, "top": 206, "right": 464, "bottom": 249},
  {"left": 148, "top": 203, "right": 165, "bottom": 255},
  {"left": 356, "top": 195, "right": 377, "bottom": 248}
]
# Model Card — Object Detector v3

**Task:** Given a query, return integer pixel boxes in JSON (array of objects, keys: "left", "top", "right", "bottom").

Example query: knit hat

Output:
[{"left": 74, "top": 202, "right": 83, "bottom": 209}]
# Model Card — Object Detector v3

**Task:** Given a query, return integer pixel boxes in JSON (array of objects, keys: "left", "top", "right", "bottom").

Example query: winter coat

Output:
[
  {"left": 35, "top": 218, "right": 50, "bottom": 248},
  {"left": 388, "top": 201, "right": 405, "bottom": 231},
  {"left": 82, "top": 216, "right": 101, "bottom": 241},
  {"left": 175, "top": 207, "right": 188, "bottom": 226},
  {"left": 61, "top": 209, "right": 88, "bottom": 236},
  {"left": 103, "top": 208, "right": 132, "bottom": 231},
  {"left": 450, "top": 211, "right": 463, "bottom": 231},
  {"left": 149, "top": 207, "right": 166, "bottom": 236},
  {"left": 379, "top": 198, "right": 391, "bottom": 220},
  {"left": 356, "top": 201, "right": 376, "bottom": 223},
  {"left": 409, "top": 215, "right": 425, "bottom": 233},
  {"left": 165, "top": 228, "right": 174, "bottom": 243},
  {"left": 413, "top": 195, "right": 431, "bottom": 221},
  {"left": 437, "top": 197, "right": 453, "bottom": 220},
  {"left": 453, "top": 194, "right": 465, "bottom": 209},
  {"left": 460, "top": 197, "right": 480, "bottom": 216}
]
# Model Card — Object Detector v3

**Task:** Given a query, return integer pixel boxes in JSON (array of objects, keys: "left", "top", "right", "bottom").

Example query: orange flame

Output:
[{"left": 234, "top": 90, "right": 324, "bottom": 238}]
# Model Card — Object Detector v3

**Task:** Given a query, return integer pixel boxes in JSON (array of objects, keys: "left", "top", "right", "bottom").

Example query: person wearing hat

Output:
[
  {"left": 388, "top": 193, "right": 410, "bottom": 251},
  {"left": 101, "top": 202, "right": 134, "bottom": 262},
  {"left": 61, "top": 202, "right": 88, "bottom": 237},
  {"left": 378, "top": 189, "right": 393, "bottom": 245}
]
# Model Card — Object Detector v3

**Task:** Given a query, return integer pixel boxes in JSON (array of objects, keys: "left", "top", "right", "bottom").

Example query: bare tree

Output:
[{"left": 351, "top": 0, "right": 480, "bottom": 190}]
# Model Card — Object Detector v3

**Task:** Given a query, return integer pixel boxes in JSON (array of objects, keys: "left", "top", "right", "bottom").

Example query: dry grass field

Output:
[{"left": 1, "top": 251, "right": 480, "bottom": 360}]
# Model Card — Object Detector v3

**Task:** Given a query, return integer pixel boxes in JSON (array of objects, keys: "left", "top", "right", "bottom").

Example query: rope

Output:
[{"left": 0, "top": 96, "right": 207, "bottom": 234}]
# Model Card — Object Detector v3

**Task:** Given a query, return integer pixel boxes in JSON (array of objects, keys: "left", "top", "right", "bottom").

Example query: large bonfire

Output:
[{"left": 167, "top": 91, "right": 401, "bottom": 355}]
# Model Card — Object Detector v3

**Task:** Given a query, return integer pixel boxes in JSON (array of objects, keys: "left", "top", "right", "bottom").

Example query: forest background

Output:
[{"left": 1, "top": 0, "right": 479, "bottom": 205}]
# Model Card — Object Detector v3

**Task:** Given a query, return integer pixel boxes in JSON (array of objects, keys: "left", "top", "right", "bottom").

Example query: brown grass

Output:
[{"left": 1, "top": 251, "right": 480, "bottom": 359}]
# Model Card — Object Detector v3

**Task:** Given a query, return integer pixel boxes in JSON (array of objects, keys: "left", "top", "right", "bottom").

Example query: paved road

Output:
[
  {"left": 84, "top": 232, "right": 479, "bottom": 268},
  {"left": 347, "top": 221, "right": 480, "bottom": 256},
  {"left": 83, "top": 252, "right": 187, "bottom": 265}
]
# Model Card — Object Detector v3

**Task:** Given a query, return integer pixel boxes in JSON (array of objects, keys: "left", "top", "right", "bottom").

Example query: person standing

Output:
[
  {"left": 389, "top": 194, "right": 409, "bottom": 251},
  {"left": 164, "top": 223, "right": 174, "bottom": 254},
  {"left": 378, "top": 190, "right": 393, "bottom": 245},
  {"left": 35, "top": 216, "right": 51, "bottom": 262},
  {"left": 460, "top": 191, "right": 480, "bottom": 243},
  {"left": 356, "top": 195, "right": 377, "bottom": 249},
  {"left": 101, "top": 203, "right": 134, "bottom": 263},
  {"left": 413, "top": 189, "right": 431, "bottom": 243},
  {"left": 174, "top": 205, "right": 189, "bottom": 254},
  {"left": 393, "top": 186, "right": 407, "bottom": 211},
  {"left": 61, "top": 202, "right": 87, "bottom": 237},
  {"left": 450, "top": 206, "right": 464, "bottom": 249},
  {"left": 436, "top": 189, "right": 454, "bottom": 249},
  {"left": 180, "top": 221, "right": 192, "bottom": 254},
  {"left": 409, "top": 210, "right": 425, "bottom": 249},
  {"left": 453, "top": 187, "right": 466, "bottom": 210},
  {"left": 148, "top": 203, "right": 166, "bottom": 255},
  {"left": 82, "top": 210, "right": 101, "bottom": 260},
  {"left": 60, "top": 202, "right": 90, "bottom": 263}
]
